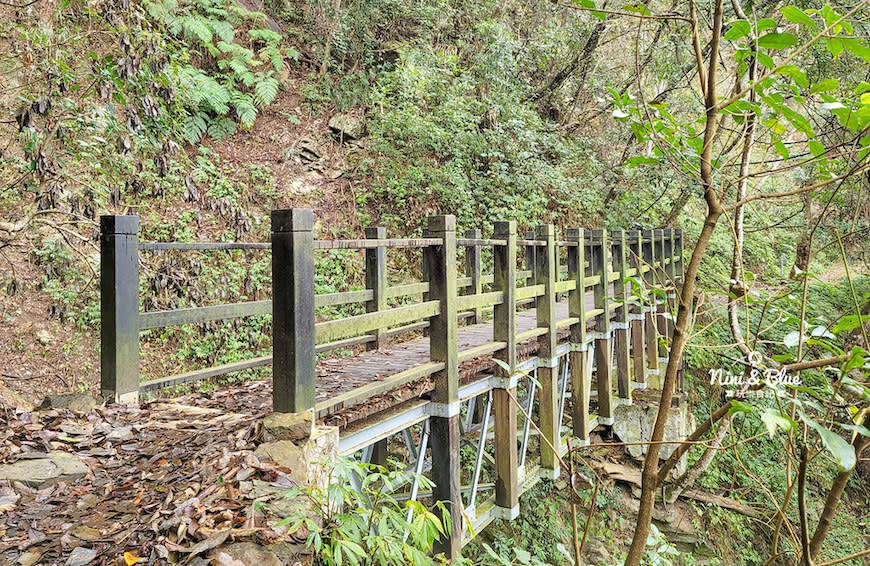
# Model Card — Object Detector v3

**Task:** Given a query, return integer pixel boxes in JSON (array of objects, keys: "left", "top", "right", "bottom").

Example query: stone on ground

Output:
[
  {"left": 328, "top": 113, "right": 366, "bottom": 140},
  {"left": 65, "top": 547, "right": 96, "bottom": 566},
  {"left": 0, "top": 451, "right": 89, "bottom": 487},
  {"left": 612, "top": 400, "right": 695, "bottom": 475},
  {"left": 211, "top": 543, "right": 283, "bottom": 566},
  {"left": 41, "top": 393, "right": 97, "bottom": 413}
]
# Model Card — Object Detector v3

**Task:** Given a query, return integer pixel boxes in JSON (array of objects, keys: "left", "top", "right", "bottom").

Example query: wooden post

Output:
[
  {"left": 654, "top": 229, "right": 668, "bottom": 360},
  {"left": 641, "top": 229, "right": 659, "bottom": 387},
  {"left": 674, "top": 228, "right": 685, "bottom": 392},
  {"left": 100, "top": 214, "right": 140, "bottom": 404},
  {"left": 588, "top": 229, "right": 613, "bottom": 425},
  {"left": 365, "top": 226, "right": 387, "bottom": 350},
  {"left": 628, "top": 230, "right": 647, "bottom": 387},
  {"left": 535, "top": 224, "right": 560, "bottom": 477},
  {"left": 465, "top": 229, "right": 483, "bottom": 325},
  {"left": 373, "top": 439, "right": 389, "bottom": 467},
  {"left": 492, "top": 221, "right": 518, "bottom": 519},
  {"left": 611, "top": 230, "right": 631, "bottom": 402},
  {"left": 424, "top": 215, "right": 461, "bottom": 558},
  {"left": 663, "top": 228, "right": 676, "bottom": 342},
  {"left": 525, "top": 229, "right": 537, "bottom": 308},
  {"left": 567, "top": 228, "right": 590, "bottom": 442},
  {"left": 272, "top": 208, "right": 316, "bottom": 414}
]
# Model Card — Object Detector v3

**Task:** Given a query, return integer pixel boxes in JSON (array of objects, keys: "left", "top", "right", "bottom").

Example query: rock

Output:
[
  {"left": 288, "top": 179, "right": 316, "bottom": 196},
  {"left": 211, "top": 543, "right": 283, "bottom": 566},
  {"left": 612, "top": 401, "right": 695, "bottom": 475},
  {"left": 255, "top": 425, "right": 338, "bottom": 490},
  {"left": 76, "top": 494, "right": 99, "bottom": 510},
  {"left": 262, "top": 410, "right": 314, "bottom": 442},
  {"left": 17, "top": 551, "right": 41, "bottom": 566},
  {"left": 66, "top": 547, "right": 96, "bottom": 566},
  {"left": 35, "top": 328, "right": 54, "bottom": 346},
  {"left": 0, "top": 493, "right": 19, "bottom": 512},
  {"left": 581, "top": 538, "right": 612, "bottom": 566},
  {"left": 106, "top": 425, "right": 133, "bottom": 443},
  {"left": 0, "top": 452, "right": 89, "bottom": 487},
  {"left": 328, "top": 113, "right": 366, "bottom": 141},
  {"left": 41, "top": 393, "right": 97, "bottom": 413}
]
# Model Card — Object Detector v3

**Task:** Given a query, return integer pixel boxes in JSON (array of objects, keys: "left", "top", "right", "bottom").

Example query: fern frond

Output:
[
  {"left": 182, "top": 16, "right": 213, "bottom": 43},
  {"left": 253, "top": 74, "right": 280, "bottom": 107},
  {"left": 211, "top": 20, "right": 235, "bottom": 43},
  {"left": 233, "top": 93, "right": 257, "bottom": 127},
  {"left": 183, "top": 112, "right": 208, "bottom": 143},
  {"left": 248, "top": 29, "right": 281, "bottom": 43},
  {"left": 207, "top": 116, "right": 237, "bottom": 139}
]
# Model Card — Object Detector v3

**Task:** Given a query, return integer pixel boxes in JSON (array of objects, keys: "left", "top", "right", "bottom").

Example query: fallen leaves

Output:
[{"left": 0, "top": 387, "right": 308, "bottom": 565}]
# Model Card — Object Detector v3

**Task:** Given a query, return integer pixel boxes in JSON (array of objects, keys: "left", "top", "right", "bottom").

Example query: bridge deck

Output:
[{"left": 316, "top": 300, "right": 579, "bottom": 426}]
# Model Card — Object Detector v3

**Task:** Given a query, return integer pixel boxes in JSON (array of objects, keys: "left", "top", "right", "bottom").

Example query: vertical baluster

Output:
[
  {"left": 525, "top": 229, "right": 537, "bottom": 308},
  {"left": 424, "top": 215, "right": 461, "bottom": 558},
  {"left": 611, "top": 230, "right": 631, "bottom": 402},
  {"left": 628, "top": 230, "right": 647, "bottom": 388},
  {"left": 492, "top": 221, "right": 519, "bottom": 519},
  {"left": 674, "top": 228, "right": 685, "bottom": 391},
  {"left": 567, "top": 228, "right": 590, "bottom": 443},
  {"left": 535, "top": 224, "right": 560, "bottom": 477},
  {"left": 100, "top": 214, "right": 140, "bottom": 404},
  {"left": 589, "top": 229, "right": 614, "bottom": 425},
  {"left": 654, "top": 229, "right": 668, "bottom": 362},
  {"left": 465, "top": 229, "right": 483, "bottom": 325},
  {"left": 272, "top": 208, "right": 316, "bottom": 414},
  {"left": 365, "top": 226, "right": 386, "bottom": 350},
  {"left": 641, "top": 229, "right": 660, "bottom": 388}
]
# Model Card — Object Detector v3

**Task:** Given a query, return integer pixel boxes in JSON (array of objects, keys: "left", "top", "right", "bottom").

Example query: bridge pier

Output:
[{"left": 424, "top": 215, "right": 463, "bottom": 559}]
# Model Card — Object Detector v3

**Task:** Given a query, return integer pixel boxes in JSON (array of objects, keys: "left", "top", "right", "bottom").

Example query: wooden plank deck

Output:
[{"left": 316, "top": 299, "right": 584, "bottom": 426}]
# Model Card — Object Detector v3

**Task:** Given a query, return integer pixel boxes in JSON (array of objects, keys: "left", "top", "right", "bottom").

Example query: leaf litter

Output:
[{"left": 0, "top": 380, "right": 312, "bottom": 565}]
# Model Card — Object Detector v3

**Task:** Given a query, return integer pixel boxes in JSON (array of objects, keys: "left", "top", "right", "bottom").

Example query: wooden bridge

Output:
[{"left": 99, "top": 210, "right": 684, "bottom": 557}]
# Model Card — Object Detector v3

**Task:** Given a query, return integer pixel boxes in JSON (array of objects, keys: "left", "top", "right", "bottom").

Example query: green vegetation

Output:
[{"left": 1, "top": 0, "right": 869, "bottom": 565}]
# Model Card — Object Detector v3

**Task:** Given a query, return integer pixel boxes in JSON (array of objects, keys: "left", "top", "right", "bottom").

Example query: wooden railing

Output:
[{"left": 100, "top": 209, "right": 683, "bottom": 556}]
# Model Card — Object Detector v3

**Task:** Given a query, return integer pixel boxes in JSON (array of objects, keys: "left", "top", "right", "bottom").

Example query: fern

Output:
[
  {"left": 182, "top": 16, "right": 212, "bottom": 43},
  {"left": 211, "top": 19, "right": 235, "bottom": 43},
  {"left": 233, "top": 93, "right": 257, "bottom": 127},
  {"left": 253, "top": 74, "right": 279, "bottom": 107},
  {"left": 248, "top": 29, "right": 281, "bottom": 43},
  {"left": 144, "top": 0, "right": 287, "bottom": 142},
  {"left": 207, "top": 116, "right": 237, "bottom": 139},
  {"left": 183, "top": 111, "right": 208, "bottom": 143}
]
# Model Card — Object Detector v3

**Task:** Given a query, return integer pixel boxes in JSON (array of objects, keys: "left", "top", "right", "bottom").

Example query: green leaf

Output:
[
  {"left": 781, "top": 6, "right": 817, "bottom": 29},
  {"left": 810, "top": 78, "right": 839, "bottom": 94},
  {"left": 801, "top": 412, "right": 857, "bottom": 471},
  {"left": 761, "top": 408, "right": 797, "bottom": 437},
  {"left": 843, "top": 38, "right": 870, "bottom": 63},
  {"left": 808, "top": 140, "right": 825, "bottom": 157},
  {"left": 515, "top": 548, "right": 532, "bottom": 564},
  {"left": 827, "top": 37, "right": 844, "bottom": 59},
  {"left": 842, "top": 347, "right": 867, "bottom": 373},
  {"left": 784, "top": 331, "right": 802, "bottom": 348},
  {"left": 841, "top": 423, "right": 870, "bottom": 437},
  {"left": 253, "top": 75, "right": 280, "bottom": 107},
  {"left": 758, "top": 32, "right": 798, "bottom": 50},
  {"left": 757, "top": 18, "right": 778, "bottom": 31},
  {"left": 757, "top": 52, "right": 775, "bottom": 69},
  {"left": 724, "top": 20, "right": 751, "bottom": 41},
  {"left": 627, "top": 156, "right": 659, "bottom": 166},
  {"left": 832, "top": 315, "right": 869, "bottom": 334},
  {"left": 776, "top": 65, "right": 809, "bottom": 88},
  {"left": 774, "top": 139, "right": 789, "bottom": 159},
  {"left": 729, "top": 400, "right": 755, "bottom": 415}
]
